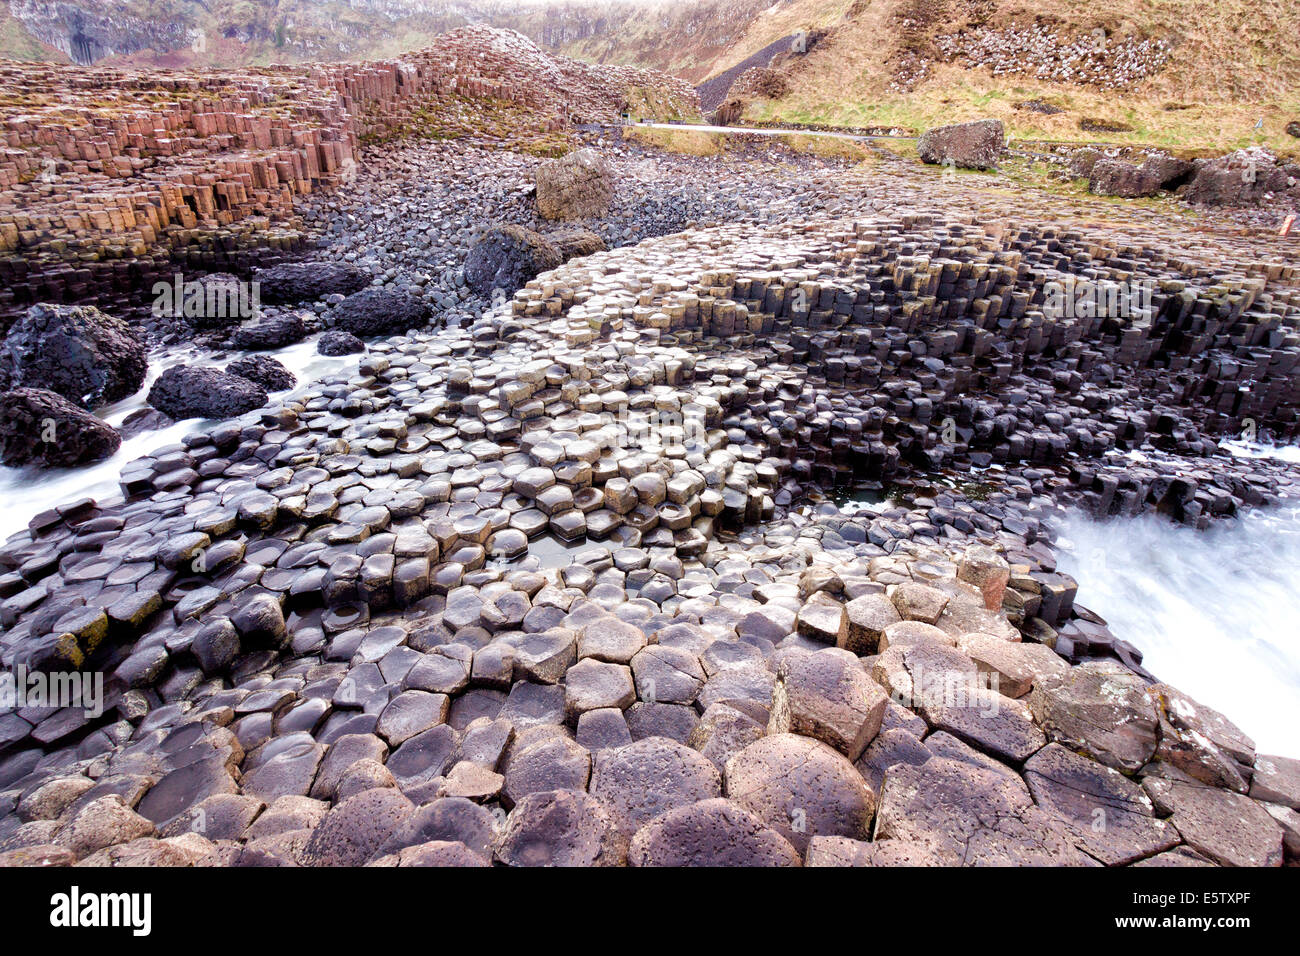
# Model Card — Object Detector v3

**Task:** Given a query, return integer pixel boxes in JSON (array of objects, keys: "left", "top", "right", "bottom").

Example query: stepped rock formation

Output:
[
  {"left": 0, "top": 25, "right": 698, "bottom": 326},
  {"left": 0, "top": 13, "right": 1298, "bottom": 876},
  {"left": 0, "top": 190, "right": 1296, "bottom": 867}
]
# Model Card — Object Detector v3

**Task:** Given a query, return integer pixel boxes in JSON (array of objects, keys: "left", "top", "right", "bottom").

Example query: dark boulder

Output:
[
  {"left": 1067, "top": 148, "right": 1103, "bottom": 178},
  {"left": 1182, "top": 148, "right": 1299, "bottom": 207},
  {"left": 147, "top": 365, "right": 268, "bottom": 420},
  {"left": 118, "top": 407, "right": 174, "bottom": 440},
  {"left": 317, "top": 330, "right": 365, "bottom": 356},
  {"left": 253, "top": 261, "right": 370, "bottom": 305},
  {"left": 1142, "top": 155, "right": 1195, "bottom": 190},
  {"left": 917, "top": 119, "right": 1005, "bottom": 170},
  {"left": 226, "top": 355, "right": 296, "bottom": 392},
  {"left": 1090, "top": 155, "right": 1196, "bottom": 198},
  {"left": 464, "top": 225, "right": 562, "bottom": 297},
  {"left": 1089, "top": 159, "right": 1162, "bottom": 198},
  {"left": 1, "top": 303, "right": 146, "bottom": 408},
  {"left": 0, "top": 388, "right": 121, "bottom": 467},
  {"left": 333, "top": 289, "right": 431, "bottom": 337},
  {"left": 226, "top": 309, "right": 308, "bottom": 350},
  {"left": 1286, "top": 120, "right": 1299, "bottom": 138},
  {"left": 159, "top": 273, "right": 258, "bottom": 330},
  {"left": 552, "top": 230, "right": 607, "bottom": 260}
]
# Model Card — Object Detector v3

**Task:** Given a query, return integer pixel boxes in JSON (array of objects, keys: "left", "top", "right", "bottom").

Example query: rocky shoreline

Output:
[{"left": 1, "top": 102, "right": 1299, "bottom": 867}]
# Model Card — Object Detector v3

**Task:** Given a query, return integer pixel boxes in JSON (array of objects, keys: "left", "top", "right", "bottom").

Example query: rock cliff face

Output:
[
  {"left": 1, "top": 0, "right": 788, "bottom": 77},
  {"left": 8, "top": 1, "right": 195, "bottom": 65}
]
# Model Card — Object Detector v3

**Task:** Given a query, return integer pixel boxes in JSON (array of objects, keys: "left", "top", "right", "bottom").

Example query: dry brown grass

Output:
[
  {"left": 623, "top": 126, "right": 730, "bottom": 156},
  {"left": 710, "top": 0, "right": 1300, "bottom": 153}
]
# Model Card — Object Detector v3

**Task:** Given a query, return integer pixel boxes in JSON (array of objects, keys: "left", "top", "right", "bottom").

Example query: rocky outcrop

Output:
[
  {"left": 1182, "top": 148, "right": 1300, "bottom": 207},
  {"left": 535, "top": 149, "right": 616, "bottom": 220},
  {"left": 0, "top": 303, "right": 145, "bottom": 408},
  {"left": 146, "top": 365, "right": 268, "bottom": 420},
  {"left": 464, "top": 225, "right": 562, "bottom": 296},
  {"left": 0, "top": 387, "right": 120, "bottom": 467},
  {"left": 317, "top": 330, "right": 365, "bottom": 356},
  {"left": 917, "top": 119, "right": 1005, "bottom": 170},
  {"left": 254, "top": 263, "right": 371, "bottom": 306},
  {"left": 225, "top": 356, "right": 296, "bottom": 392},
  {"left": 333, "top": 289, "right": 432, "bottom": 337},
  {"left": 226, "top": 310, "right": 309, "bottom": 351}
]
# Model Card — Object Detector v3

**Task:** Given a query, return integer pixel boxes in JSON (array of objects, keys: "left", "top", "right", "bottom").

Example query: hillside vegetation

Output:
[
  {"left": 1, "top": 0, "right": 1297, "bottom": 152},
  {"left": 713, "top": 0, "right": 1300, "bottom": 152}
]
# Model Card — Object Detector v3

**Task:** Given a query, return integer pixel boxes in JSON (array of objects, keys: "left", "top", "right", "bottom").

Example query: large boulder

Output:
[
  {"left": 551, "top": 230, "right": 607, "bottom": 260},
  {"left": 0, "top": 388, "right": 120, "bottom": 467},
  {"left": 333, "top": 289, "right": 431, "bottom": 337},
  {"left": 167, "top": 273, "right": 257, "bottom": 330},
  {"left": 917, "top": 119, "right": 1005, "bottom": 170},
  {"left": 464, "top": 225, "right": 561, "bottom": 297},
  {"left": 535, "top": 148, "right": 615, "bottom": 220},
  {"left": 1182, "top": 148, "right": 1300, "bottom": 207},
  {"left": 225, "top": 355, "right": 295, "bottom": 392},
  {"left": 1141, "top": 154, "right": 1195, "bottom": 190},
  {"left": 147, "top": 365, "right": 268, "bottom": 420},
  {"left": 1089, "top": 159, "right": 1163, "bottom": 198},
  {"left": 226, "top": 309, "right": 308, "bottom": 350},
  {"left": 1089, "top": 156, "right": 1195, "bottom": 198},
  {"left": 1067, "top": 147, "right": 1103, "bottom": 178},
  {"left": 253, "top": 261, "right": 370, "bottom": 304},
  {"left": 317, "top": 329, "right": 365, "bottom": 356},
  {"left": 1, "top": 303, "right": 146, "bottom": 408}
]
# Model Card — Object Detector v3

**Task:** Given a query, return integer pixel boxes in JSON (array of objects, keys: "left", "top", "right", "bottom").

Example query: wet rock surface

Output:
[
  {"left": 146, "top": 365, "right": 268, "bottom": 420},
  {"left": 0, "top": 388, "right": 120, "bottom": 467},
  {"left": 0, "top": 107, "right": 1297, "bottom": 870},
  {"left": 0, "top": 304, "right": 146, "bottom": 408}
]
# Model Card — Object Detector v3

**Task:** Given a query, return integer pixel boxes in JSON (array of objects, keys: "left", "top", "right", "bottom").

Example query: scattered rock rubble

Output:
[{"left": 935, "top": 25, "right": 1173, "bottom": 91}]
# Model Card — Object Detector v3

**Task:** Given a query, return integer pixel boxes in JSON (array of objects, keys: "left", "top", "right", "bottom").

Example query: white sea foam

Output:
[
  {"left": 1055, "top": 507, "right": 1300, "bottom": 759},
  {"left": 0, "top": 336, "right": 357, "bottom": 543}
]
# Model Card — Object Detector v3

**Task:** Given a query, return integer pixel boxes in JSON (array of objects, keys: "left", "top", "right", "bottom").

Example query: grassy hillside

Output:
[
  {"left": 722, "top": 0, "right": 1300, "bottom": 152},
  {"left": 0, "top": 2, "right": 68, "bottom": 61},
  {"left": 3, "top": 0, "right": 1296, "bottom": 153}
]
